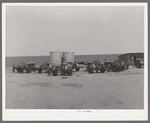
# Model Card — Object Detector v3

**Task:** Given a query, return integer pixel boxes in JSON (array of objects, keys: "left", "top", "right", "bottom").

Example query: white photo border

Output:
[{"left": 2, "top": 3, "right": 148, "bottom": 121}]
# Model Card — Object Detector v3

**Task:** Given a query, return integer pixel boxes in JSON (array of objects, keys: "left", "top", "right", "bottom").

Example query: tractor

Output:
[
  {"left": 104, "top": 61, "right": 114, "bottom": 72},
  {"left": 51, "top": 63, "right": 73, "bottom": 76},
  {"left": 51, "top": 65, "right": 60, "bottom": 76},
  {"left": 45, "top": 63, "right": 53, "bottom": 75},
  {"left": 87, "top": 60, "right": 105, "bottom": 74},
  {"left": 42, "top": 62, "right": 51, "bottom": 71},
  {"left": 110, "top": 61, "right": 126, "bottom": 72},
  {"left": 26, "top": 62, "right": 36, "bottom": 73},
  {"left": 12, "top": 64, "right": 26, "bottom": 73},
  {"left": 61, "top": 63, "right": 72, "bottom": 76},
  {"left": 134, "top": 59, "right": 144, "bottom": 68},
  {"left": 12, "top": 64, "right": 18, "bottom": 72},
  {"left": 66, "top": 62, "right": 80, "bottom": 71}
]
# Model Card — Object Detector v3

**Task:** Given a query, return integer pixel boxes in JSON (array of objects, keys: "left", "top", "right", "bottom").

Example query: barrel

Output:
[
  {"left": 50, "top": 51, "right": 62, "bottom": 66},
  {"left": 63, "top": 52, "right": 74, "bottom": 63}
]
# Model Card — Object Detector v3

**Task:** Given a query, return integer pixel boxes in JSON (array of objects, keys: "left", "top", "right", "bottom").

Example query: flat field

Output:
[{"left": 5, "top": 66, "right": 144, "bottom": 109}]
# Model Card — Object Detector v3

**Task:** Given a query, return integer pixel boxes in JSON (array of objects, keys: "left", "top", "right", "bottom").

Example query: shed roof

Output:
[{"left": 118, "top": 52, "right": 144, "bottom": 57}]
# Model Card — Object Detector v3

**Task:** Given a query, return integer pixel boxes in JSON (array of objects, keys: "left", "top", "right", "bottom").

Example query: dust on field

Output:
[{"left": 5, "top": 67, "right": 144, "bottom": 109}]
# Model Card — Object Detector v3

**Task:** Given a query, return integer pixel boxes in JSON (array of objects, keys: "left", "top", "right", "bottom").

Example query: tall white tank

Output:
[
  {"left": 50, "top": 51, "right": 62, "bottom": 66},
  {"left": 63, "top": 52, "right": 74, "bottom": 63}
]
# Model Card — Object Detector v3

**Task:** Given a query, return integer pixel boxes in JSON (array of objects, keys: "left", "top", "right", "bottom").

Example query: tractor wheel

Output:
[
  {"left": 61, "top": 71, "right": 65, "bottom": 76},
  {"left": 38, "top": 68, "right": 42, "bottom": 73},
  {"left": 137, "top": 65, "right": 140, "bottom": 68},
  {"left": 48, "top": 71, "right": 51, "bottom": 75},
  {"left": 47, "top": 69, "right": 51, "bottom": 75},
  {"left": 100, "top": 65, "right": 105, "bottom": 73},
  {"left": 53, "top": 71, "right": 58, "bottom": 76},
  {"left": 96, "top": 67, "right": 98, "bottom": 73},
  {"left": 111, "top": 65, "right": 118, "bottom": 72},
  {"left": 26, "top": 68, "right": 31, "bottom": 73},
  {"left": 28, "top": 70, "right": 31, "bottom": 73},
  {"left": 26, "top": 69, "right": 29, "bottom": 73},
  {"left": 70, "top": 70, "right": 72, "bottom": 75},
  {"left": 88, "top": 67, "right": 93, "bottom": 74},
  {"left": 17, "top": 68, "right": 20, "bottom": 73},
  {"left": 67, "top": 71, "right": 70, "bottom": 76},
  {"left": 100, "top": 68, "right": 105, "bottom": 73},
  {"left": 76, "top": 67, "right": 80, "bottom": 71},
  {"left": 12, "top": 67, "right": 15, "bottom": 72}
]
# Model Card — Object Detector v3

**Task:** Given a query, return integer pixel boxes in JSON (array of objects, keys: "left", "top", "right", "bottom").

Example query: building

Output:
[
  {"left": 118, "top": 53, "right": 144, "bottom": 65},
  {"left": 74, "top": 54, "right": 120, "bottom": 63},
  {"left": 6, "top": 54, "right": 121, "bottom": 67}
]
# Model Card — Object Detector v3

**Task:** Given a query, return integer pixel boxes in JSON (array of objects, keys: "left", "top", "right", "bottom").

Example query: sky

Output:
[{"left": 6, "top": 6, "right": 144, "bottom": 57}]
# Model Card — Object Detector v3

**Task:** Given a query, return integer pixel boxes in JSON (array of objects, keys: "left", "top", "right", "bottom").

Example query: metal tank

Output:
[
  {"left": 50, "top": 51, "right": 62, "bottom": 66},
  {"left": 62, "top": 52, "right": 74, "bottom": 63}
]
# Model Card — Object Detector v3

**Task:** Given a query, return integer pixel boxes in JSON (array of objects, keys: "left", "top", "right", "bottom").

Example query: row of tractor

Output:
[
  {"left": 12, "top": 61, "right": 80, "bottom": 76},
  {"left": 86, "top": 60, "right": 129, "bottom": 74},
  {"left": 13, "top": 62, "right": 46, "bottom": 74},
  {"left": 12, "top": 58, "right": 144, "bottom": 76},
  {"left": 86, "top": 58, "right": 144, "bottom": 74}
]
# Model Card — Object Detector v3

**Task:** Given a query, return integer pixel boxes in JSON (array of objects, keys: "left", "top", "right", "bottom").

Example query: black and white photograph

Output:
[{"left": 2, "top": 3, "right": 148, "bottom": 121}]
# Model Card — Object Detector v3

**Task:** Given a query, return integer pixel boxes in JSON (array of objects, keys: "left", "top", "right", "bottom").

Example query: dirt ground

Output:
[{"left": 5, "top": 66, "right": 144, "bottom": 109}]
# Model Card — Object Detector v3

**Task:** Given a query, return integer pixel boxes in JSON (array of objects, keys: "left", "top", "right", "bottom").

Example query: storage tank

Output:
[
  {"left": 50, "top": 51, "right": 62, "bottom": 66},
  {"left": 63, "top": 52, "right": 74, "bottom": 63}
]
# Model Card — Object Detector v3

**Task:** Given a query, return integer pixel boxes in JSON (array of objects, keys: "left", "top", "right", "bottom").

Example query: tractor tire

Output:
[
  {"left": 88, "top": 67, "right": 93, "bottom": 74},
  {"left": 53, "top": 71, "right": 58, "bottom": 76},
  {"left": 67, "top": 71, "right": 70, "bottom": 76},
  {"left": 96, "top": 67, "right": 98, "bottom": 73},
  {"left": 12, "top": 67, "right": 15, "bottom": 72},
  {"left": 118, "top": 66, "right": 121, "bottom": 72},
  {"left": 70, "top": 70, "right": 72, "bottom": 75},
  {"left": 48, "top": 71, "right": 51, "bottom": 75},
  {"left": 137, "top": 65, "right": 140, "bottom": 68},
  {"left": 20, "top": 68, "right": 23, "bottom": 74},
  {"left": 27, "top": 70, "right": 31, "bottom": 73},
  {"left": 61, "top": 71, "right": 65, "bottom": 76},
  {"left": 26, "top": 68, "right": 31, "bottom": 73},
  {"left": 38, "top": 68, "right": 42, "bottom": 73},
  {"left": 111, "top": 65, "right": 118, "bottom": 72},
  {"left": 76, "top": 67, "right": 80, "bottom": 71},
  {"left": 38, "top": 71, "right": 41, "bottom": 73},
  {"left": 100, "top": 68, "right": 105, "bottom": 73},
  {"left": 100, "top": 65, "right": 105, "bottom": 73}
]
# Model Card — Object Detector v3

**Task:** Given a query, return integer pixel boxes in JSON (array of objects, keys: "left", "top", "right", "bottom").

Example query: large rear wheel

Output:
[
  {"left": 70, "top": 70, "right": 72, "bottom": 75},
  {"left": 111, "top": 65, "right": 118, "bottom": 72},
  {"left": 100, "top": 65, "right": 105, "bottom": 73},
  {"left": 88, "top": 67, "right": 93, "bottom": 74},
  {"left": 53, "top": 71, "right": 58, "bottom": 76},
  {"left": 100, "top": 68, "right": 105, "bottom": 73},
  {"left": 38, "top": 68, "right": 42, "bottom": 73},
  {"left": 75, "top": 67, "right": 80, "bottom": 71},
  {"left": 67, "top": 71, "right": 70, "bottom": 76},
  {"left": 48, "top": 70, "right": 51, "bottom": 75},
  {"left": 96, "top": 67, "right": 98, "bottom": 73}
]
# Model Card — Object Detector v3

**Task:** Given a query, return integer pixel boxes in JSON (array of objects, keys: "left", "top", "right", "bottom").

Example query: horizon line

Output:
[{"left": 6, "top": 52, "right": 144, "bottom": 57}]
